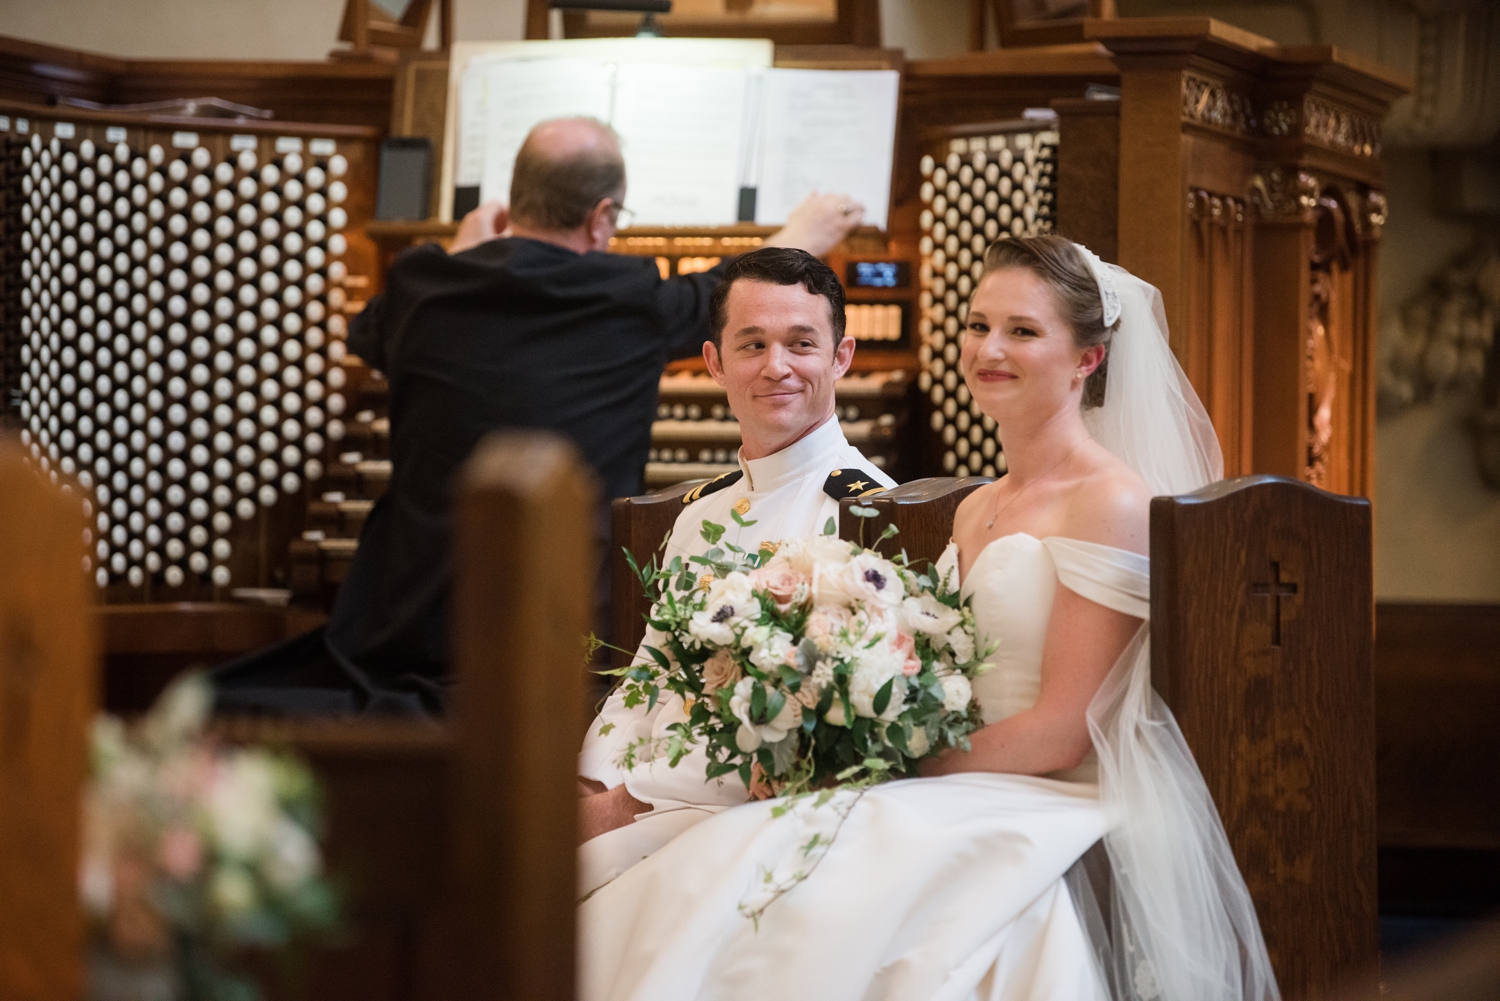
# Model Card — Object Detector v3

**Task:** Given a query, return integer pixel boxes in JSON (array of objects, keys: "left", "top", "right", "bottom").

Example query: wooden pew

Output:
[
  {"left": 227, "top": 429, "right": 596, "bottom": 1000},
  {"left": 0, "top": 439, "right": 95, "bottom": 1001},
  {"left": 4, "top": 430, "right": 592, "bottom": 1001},
  {"left": 841, "top": 474, "right": 1376, "bottom": 1001}
]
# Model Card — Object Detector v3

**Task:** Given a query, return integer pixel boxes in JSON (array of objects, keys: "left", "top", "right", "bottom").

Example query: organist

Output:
[{"left": 214, "top": 116, "right": 864, "bottom": 716}]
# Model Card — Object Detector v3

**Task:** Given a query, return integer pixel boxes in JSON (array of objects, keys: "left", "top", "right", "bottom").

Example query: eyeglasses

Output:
[{"left": 611, "top": 204, "right": 636, "bottom": 230}]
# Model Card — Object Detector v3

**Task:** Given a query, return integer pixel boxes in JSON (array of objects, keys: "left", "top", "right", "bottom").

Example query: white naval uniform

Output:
[{"left": 578, "top": 414, "right": 894, "bottom": 894}]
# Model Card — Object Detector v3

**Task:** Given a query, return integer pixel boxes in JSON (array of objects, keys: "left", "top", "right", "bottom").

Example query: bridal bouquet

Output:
[{"left": 605, "top": 513, "right": 993, "bottom": 798}]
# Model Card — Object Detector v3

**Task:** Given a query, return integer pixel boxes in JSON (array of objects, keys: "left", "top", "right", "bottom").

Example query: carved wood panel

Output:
[{"left": 1187, "top": 188, "right": 1254, "bottom": 476}]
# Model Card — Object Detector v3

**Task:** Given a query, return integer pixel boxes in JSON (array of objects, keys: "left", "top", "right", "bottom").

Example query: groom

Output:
[{"left": 577, "top": 246, "right": 894, "bottom": 890}]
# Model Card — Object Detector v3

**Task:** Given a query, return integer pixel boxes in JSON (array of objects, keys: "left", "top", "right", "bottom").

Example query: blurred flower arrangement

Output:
[{"left": 83, "top": 673, "right": 338, "bottom": 1001}]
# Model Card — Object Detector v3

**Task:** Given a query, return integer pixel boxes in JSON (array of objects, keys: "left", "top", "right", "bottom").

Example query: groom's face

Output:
[{"left": 704, "top": 279, "right": 855, "bottom": 458}]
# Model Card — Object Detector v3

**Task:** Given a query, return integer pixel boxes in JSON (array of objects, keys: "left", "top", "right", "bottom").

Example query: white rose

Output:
[
  {"left": 901, "top": 594, "right": 963, "bottom": 636},
  {"left": 207, "top": 753, "right": 278, "bottom": 859},
  {"left": 264, "top": 817, "right": 321, "bottom": 890},
  {"left": 907, "top": 726, "right": 931, "bottom": 757},
  {"left": 729, "top": 676, "right": 801, "bottom": 752},
  {"left": 748, "top": 628, "right": 796, "bottom": 674},
  {"left": 947, "top": 627, "right": 976, "bottom": 665},
  {"left": 688, "top": 572, "right": 756, "bottom": 646},
  {"left": 849, "top": 605, "right": 899, "bottom": 647},
  {"left": 940, "top": 674, "right": 973, "bottom": 713},
  {"left": 848, "top": 645, "right": 905, "bottom": 721},
  {"left": 809, "top": 561, "right": 859, "bottom": 608},
  {"left": 824, "top": 699, "right": 848, "bottom": 727},
  {"left": 210, "top": 865, "right": 257, "bottom": 918}
]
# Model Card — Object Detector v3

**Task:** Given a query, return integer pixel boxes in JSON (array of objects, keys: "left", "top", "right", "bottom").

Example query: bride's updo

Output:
[{"left": 970, "top": 235, "right": 1117, "bottom": 409}]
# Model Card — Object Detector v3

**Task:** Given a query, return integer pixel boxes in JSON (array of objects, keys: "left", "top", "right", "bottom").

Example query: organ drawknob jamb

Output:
[{"left": 12, "top": 130, "right": 354, "bottom": 592}]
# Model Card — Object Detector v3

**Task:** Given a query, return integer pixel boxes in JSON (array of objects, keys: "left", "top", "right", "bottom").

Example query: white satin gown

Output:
[{"left": 580, "top": 533, "right": 1151, "bottom": 1001}]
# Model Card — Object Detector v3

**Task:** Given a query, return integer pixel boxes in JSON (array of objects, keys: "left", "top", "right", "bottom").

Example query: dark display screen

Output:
[{"left": 847, "top": 260, "right": 909, "bottom": 289}]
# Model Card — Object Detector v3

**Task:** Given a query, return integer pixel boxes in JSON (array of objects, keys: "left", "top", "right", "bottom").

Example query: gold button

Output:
[
  {"left": 698, "top": 573, "right": 715, "bottom": 591},
  {"left": 733, "top": 498, "right": 751, "bottom": 516}
]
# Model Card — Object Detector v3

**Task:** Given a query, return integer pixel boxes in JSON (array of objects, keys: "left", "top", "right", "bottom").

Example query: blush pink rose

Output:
[
  {"left": 804, "top": 606, "right": 852, "bottom": 652},
  {"left": 891, "top": 631, "right": 922, "bottom": 676},
  {"left": 750, "top": 563, "right": 809, "bottom": 613},
  {"left": 159, "top": 826, "right": 203, "bottom": 881}
]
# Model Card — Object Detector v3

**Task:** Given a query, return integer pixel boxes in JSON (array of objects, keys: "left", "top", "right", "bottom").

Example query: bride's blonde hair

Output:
[{"left": 969, "top": 235, "right": 1117, "bottom": 409}]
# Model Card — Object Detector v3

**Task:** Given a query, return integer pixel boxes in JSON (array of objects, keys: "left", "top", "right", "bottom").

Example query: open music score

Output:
[{"left": 443, "top": 37, "right": 900, "bottom": 228}]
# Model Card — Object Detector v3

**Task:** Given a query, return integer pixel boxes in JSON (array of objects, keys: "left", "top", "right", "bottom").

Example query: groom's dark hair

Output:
[{"left": 708, "top": 247, "right": 847, "bottom": 350}]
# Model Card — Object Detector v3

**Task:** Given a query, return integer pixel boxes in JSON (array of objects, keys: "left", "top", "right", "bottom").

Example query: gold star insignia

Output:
[
  {"left": 733, "top": 498, "right": 751, "bottom": 516},
  {"left": 845, "top": 480, "right": 870, "bottom": 493}
]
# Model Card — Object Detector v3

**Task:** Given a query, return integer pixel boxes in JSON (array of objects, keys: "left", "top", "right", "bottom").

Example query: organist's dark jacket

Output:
[{"left": 215, "top": 236, "right": 725, "bottom": 716}]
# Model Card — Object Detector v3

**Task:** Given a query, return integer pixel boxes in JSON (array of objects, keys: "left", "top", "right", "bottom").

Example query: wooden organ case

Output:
[{"left": 0, "top": 104, "right": 382, "bottom": 624}]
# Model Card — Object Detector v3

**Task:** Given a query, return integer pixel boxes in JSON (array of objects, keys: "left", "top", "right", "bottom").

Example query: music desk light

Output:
[{"left": 550, "top": 0, "right": 672, "bottom": 37}]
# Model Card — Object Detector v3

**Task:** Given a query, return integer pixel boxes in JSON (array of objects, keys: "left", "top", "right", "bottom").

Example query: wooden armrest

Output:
[
  {"left": 838, "top": 476, "right": 992, "bottom": 568},
  {"left": 609, "top": 480, "right": 705, "bottom": 668}
]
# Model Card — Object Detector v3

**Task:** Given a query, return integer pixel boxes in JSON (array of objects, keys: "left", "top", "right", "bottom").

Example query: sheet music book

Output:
[
  {"left": 443, "top": 38, "right": 772, "bottom": 221},
  {"left": 752, "top": 68, "right": 900, "bottom": 231},
  {"left": 446, "top": 39, "right": 899, "bottom": 230}
]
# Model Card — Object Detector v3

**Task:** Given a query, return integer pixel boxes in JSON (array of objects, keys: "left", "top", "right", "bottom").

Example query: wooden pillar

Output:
[
  {"left": 1248, "top": 49, "right": 1402, "bottom": 499},
  {"left": 1088, "top": 18, "right": 1406, "bottom": 493},
  {"left": 446, "top": 431, "right": 596, "bottom": 1000},
  {"left": 0, "top": 441, "right": 95, "bottom": 1001},
  {"left": 1090, "top": 19, "right": 1274, "bottom": 479}
]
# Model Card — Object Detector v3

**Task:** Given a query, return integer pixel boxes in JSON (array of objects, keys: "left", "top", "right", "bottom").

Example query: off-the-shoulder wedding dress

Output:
[{"left": 580, "top": 534, "right": 1145, "bottom": 1001}]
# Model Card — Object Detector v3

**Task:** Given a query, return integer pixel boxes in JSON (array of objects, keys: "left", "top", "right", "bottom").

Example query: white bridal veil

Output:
[{"left": 1067, "top": 245, "right": 1280, "bottom": 1001}]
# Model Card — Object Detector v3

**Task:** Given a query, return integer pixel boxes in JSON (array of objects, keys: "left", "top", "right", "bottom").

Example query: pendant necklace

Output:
[{"left": 986, "top": 438, "right": 1086, "bottom": 530}]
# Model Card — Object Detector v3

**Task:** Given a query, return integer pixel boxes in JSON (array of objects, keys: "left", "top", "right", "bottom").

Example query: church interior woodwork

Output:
[{"left": 0, "top": 7, "right": 1495, "bottom": 997}]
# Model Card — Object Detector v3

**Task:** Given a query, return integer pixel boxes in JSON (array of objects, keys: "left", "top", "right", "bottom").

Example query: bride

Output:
[{"left": 579, "top": 236, "right": 1278, "bottom": 1001}]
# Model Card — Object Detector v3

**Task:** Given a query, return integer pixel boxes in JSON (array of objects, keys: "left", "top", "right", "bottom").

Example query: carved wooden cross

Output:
[{"left": 1251, "top": 560, "right": 1298, "bottom": 647}]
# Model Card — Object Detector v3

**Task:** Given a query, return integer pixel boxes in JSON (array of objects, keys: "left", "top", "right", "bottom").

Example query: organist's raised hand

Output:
[
  {"left": 764, "top": 191, "right": 866, "bottom": 258},
  {"left": 449, "top": 199, "right": 512, "bottom": 254}
]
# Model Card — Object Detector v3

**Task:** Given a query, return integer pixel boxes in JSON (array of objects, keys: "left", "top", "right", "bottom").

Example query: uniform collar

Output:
[{"left": 737, "top": 414, "right": 847, "bottom": 493}]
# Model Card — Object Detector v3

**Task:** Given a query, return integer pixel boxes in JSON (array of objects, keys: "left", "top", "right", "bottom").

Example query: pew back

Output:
[
  {"left": 214, "top": 431, "right": 595, "bottom": 1001},
  {"left": 1151, "top": 474, "right": 1376, "bottom": 1000},
  {"left": 0, "top": 441, "right": 95, "bottom": 1001},
  {"left": 609, "top": 480, "right": 703, "bottom": 669}
]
